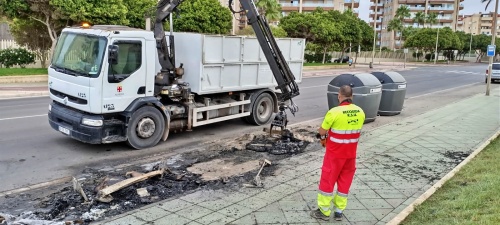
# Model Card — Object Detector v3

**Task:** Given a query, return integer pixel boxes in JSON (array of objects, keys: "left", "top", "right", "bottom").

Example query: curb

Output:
[
  {"left": 0, "top": 75, "right": 47, "bottom": 83},
  {"left": 387, "top": 128, "right": 500, "bottom": 225},
  {"left": 0, "top": 91, "right": 49, "bottom": 99}
]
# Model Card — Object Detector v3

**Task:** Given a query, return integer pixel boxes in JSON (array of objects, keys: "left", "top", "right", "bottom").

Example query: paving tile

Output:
[
  {"left": 401, "top": 197, "right": 417, "bottom": 206},
  {"left": 281, "top": 191, "right": 305, "bottom": 201},
  {"left": 180, "top": 190, "right": 224, "bottom": 203},
  {"left": 103, "top": 215, "right": 145, "bottom": 225},
  {"left": 226, "top": 214, "right": 257, "bottom": 225},
  {"left": 287, "top": 177, "right": 316, "bottom": 188},
  {"left": 343, "top": 209, "right": 378, "bottom": 222},
  {"left": 256, "top": 201, "right": 282, "bottom": 212},
  {"left": 345, "top": 198, "right": 367, "bottom": 210},
  {"left": 380, "top": 212, "right": 398, "bottom": 222},
  {"left": 195, "top": 212, "right": 236, "bottom": 225},
  {"left": 219, "top": 192, "right": 251, "bottom": 204},
  {"left": 374, "top": 189, "right": 407, "bottom": 199},
  {"left": 254, "top": 211, "right": 288, "bottom": 224},
  {"left": 318, "top": 219, "right": 352, "bottom": 225},
  {"left": 270, "top": 183, "right": 302, "bottom": 195},
  {"left": 368, "top": 208, "right": 394, "bottom": 220},
  {"left": 359, "top": 198, "right": 393, "bottom": 209},
  {"left": 283, "top": 210, "right": 320, "bottom": 223},
  {"left": 218, "top": 204, "right": 255, "bottom": 218},
  {"left": 158, "top": 199, "right": 195, "bottom": 212},
  {"left": 385, "top": 198, "right": 407, "bottom": 208},
  {"left": 153, "top": 213, "right": 192, "bottom": 225},
  {"left": 175, "top": 205, "right": 213, "bottom": 220},
  {"left": 351, "top": 189, "right": 381, "bottom": 199},
  {"left": 235, "top": 196, "right": 270, "bottom": 210},
  {"left": 253, "top": 189, "right": 287, "bottom": 202},
  {"left": 197, "top": 198, "right": 234, "bottom": 211},
  {"left": 132, "top": 206, "right": 170, "bottom": 222},
  {"left": 279, "top": 199, "right": 311, "bottom": 211},
  {"left": 185, "top": 222, "right": 204, "bottom": 225},
  {"left": 350, "top": 221, "right": 379, "bottom": 225}
]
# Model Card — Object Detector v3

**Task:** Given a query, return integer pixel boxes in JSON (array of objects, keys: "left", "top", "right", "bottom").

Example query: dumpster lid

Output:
[
  {"left": 329, "top": 73, "right": 381, "bottom": 88},
  {"left": 371, "top": 71, "right": 406, "bottom": 84}
]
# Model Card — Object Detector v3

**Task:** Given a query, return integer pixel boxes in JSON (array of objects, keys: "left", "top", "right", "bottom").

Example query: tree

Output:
[
  {"left": 387, "top": 19, "right": 403, "bottom": 49},
  {"left": 255, "top": 0, "right": 282, "bottom": 22},
  {"left": 9, "top": 18, "right": 52, "bottom": 67},
  {"left": 163, "top": 0, "right": 233, "bottom": 34},
  {"left": 413, "top": 12, "right": 426, "bottom": 28},
  {"left": 0, "top": 0, "right": 71, "bottom": 61},
  {"left": 404, "top": 27, "right": 462, "bottom": 60},
  {"left": 237, "top": 26, "right": 287, "bottom": 37},
  {"left": 123, "top": 0, "right": 157, "bottom": 29},
  {"left": 426, "top": 12, "right": 438, "bottom": 28},
  {"left": 279, "top": 11, "right": 319, "bottom": 42},
  {"left": 471, "top": 34, "right": 493, "bottom": 62}
]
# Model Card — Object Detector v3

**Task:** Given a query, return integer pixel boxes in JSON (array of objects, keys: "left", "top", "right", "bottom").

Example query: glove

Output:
[{"left": 320, "top": 138, "right": 326, "bottom": 147}]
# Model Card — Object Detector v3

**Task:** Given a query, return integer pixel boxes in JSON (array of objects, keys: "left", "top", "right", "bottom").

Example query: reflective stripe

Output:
[
  {"left": 320, "top": 206, "right": 331, "bottom": 211},
  {"left": 336, "top": 191, "right": 348, "bottom": 197},
  {"left": 318, "top": 190, "right": 334, "bottom": 196},
  {"left": 330, "top": 129, "right": 361, "bottom": 134},
  {"left": 330, "top": 137, "right": 359, "bottom": 143}
]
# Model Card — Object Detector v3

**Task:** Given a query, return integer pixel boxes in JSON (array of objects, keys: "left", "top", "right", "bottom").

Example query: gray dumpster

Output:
[
  {"left": 327, "top": 73, "right": 382, "bottom": 123},
  {"left": 371, "top": 72, "right": 407, "bottom": 116}
]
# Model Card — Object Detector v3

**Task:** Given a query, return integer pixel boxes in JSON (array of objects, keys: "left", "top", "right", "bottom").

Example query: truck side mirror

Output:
[{"left": 108, "top": 45, "right": 119, "bottom": 65}]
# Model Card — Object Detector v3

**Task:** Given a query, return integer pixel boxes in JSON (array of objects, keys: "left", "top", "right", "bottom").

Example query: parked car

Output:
[
  {"left": 485, "top": 63, "right": 500, "bottom": 83},
  {"left": 333, "top": 56, "right": 350, "bottom": 63}
]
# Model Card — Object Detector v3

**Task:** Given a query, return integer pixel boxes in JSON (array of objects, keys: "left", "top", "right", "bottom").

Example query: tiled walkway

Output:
[{"left": 97, "top": 88, "right": 500, "bottom": 225}]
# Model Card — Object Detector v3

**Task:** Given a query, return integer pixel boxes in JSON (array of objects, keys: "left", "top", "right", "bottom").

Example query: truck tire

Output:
[
  {"left": 247, "top": 92, "right": 274, "bottom": 125},
  {"left": 126, "top": 106, "right": 165, "bottom": 149}
]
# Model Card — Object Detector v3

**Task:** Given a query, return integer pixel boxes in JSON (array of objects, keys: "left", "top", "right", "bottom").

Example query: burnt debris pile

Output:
[{"left": 245, "top": 130, "right": 309, "bottom": 155}]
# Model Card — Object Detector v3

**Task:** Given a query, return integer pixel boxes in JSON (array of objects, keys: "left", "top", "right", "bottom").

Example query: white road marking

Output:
[
  {"left": 408, "top": 82, "right": 481, "bottom": 99},
  {"left": 0, "top": 114, "right": 46, "bottom": 121}
]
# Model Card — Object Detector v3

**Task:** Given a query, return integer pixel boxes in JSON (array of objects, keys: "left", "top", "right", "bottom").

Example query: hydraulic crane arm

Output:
[
  {"left": 154, "top": 0, "right": 183, "bottom": 85},
  {"left": 229, "top": 0, "right": 300, "bottom": 114}
]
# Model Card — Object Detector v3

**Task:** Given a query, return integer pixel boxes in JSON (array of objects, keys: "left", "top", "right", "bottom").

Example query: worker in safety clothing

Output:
[{"left": 310, "top": 85, "right": 365, "bottom": 221}]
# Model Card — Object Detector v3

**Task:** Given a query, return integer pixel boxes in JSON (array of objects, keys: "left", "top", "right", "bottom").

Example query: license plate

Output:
[{"left": 58, "top": 126, "right": 70, "bottom": 135}]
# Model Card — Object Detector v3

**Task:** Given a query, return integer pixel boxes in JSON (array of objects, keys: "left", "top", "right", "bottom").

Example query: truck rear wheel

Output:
[
  {"left": 247, "top": 92, "right": 274, "bottom": 125},
  {"left": 126, "top": 106, "right": 165, "bottom": 149}
]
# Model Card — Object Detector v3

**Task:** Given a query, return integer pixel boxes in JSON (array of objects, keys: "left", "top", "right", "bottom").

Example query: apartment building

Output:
[
  {"left": 279, "top": 0, "right": 360, "bottom": 16},
  {"left": 369, "top": 0, "right": 464, "bottom": 49},
  {"left": 462, "top": 12, "right": 500, "bottom": 37},
  {"left": 234, "top": 0, "right": 361, "bottom": 33}
]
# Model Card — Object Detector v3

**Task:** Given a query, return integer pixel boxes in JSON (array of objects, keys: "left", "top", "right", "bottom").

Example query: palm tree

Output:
[
  {"left": 395, "top": 5, "right": 411, "bottom": 20},
  {"left": 426, "top": 12, "right": 438, "bottom": 28},
  {"left": 387, "top": 19, "right": 403, "bottom": 49},
  {"left": 392, "top": 5, "right": 410, "bottom": 49},
  {"left": 255, "top": 0, "right": 282, "bottom": 23},
  {"left": 413, "top": 12, "right": 426, "bottom": 28}
]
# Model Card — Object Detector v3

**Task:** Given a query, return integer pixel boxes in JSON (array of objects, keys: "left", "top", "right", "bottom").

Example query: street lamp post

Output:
[
  {"left": 371, "top": 0, "right": 379, "bottom": 68},
  {"left": 486, "top": 0, "right": 499, "bottom": 96},
  {"left": 434, "top": 11, "right": 443, "bottom": 64}
]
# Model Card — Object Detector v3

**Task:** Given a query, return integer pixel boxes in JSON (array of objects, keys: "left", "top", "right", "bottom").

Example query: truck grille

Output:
[{"left": 50, "top": 88, "right": 88, "bottom": 105}]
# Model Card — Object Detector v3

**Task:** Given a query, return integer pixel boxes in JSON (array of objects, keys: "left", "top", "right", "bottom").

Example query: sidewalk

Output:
[
  {"left": 95, "top": 88, "right": 500, "bottom": 225},
  {"left": 0, "top": 82, "right": 48, "bottom": 98}
]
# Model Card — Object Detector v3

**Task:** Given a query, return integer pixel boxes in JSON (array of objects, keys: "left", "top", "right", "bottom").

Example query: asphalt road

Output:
[{"left": 0, "top": 64, "right": 489, "bottom": 192}]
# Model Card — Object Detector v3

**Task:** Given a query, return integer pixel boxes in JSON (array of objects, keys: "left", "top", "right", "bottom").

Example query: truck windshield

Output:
[
  {"left": 51, "top": 32, "right": 107, "bottom": 78},
  {"left": 493, "top": 64, "right": 500, "bottom": 70}
]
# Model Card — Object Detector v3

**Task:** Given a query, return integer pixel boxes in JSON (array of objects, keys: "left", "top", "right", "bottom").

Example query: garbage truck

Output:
[{"left": 47, "top": 0, "right": 305, "bottom": 149}]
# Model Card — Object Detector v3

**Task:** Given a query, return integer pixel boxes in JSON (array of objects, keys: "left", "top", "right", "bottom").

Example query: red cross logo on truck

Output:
[{"left": 117, "top": 85, "right": 122, "bottom": 92}]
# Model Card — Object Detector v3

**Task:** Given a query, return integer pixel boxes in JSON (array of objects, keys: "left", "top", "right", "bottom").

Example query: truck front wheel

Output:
[
  {"left": 247, "top": 92, "right": 274, "bottom": 125},
  {"left": 126, "top": 106, "right": 165, "bottom": 149}
]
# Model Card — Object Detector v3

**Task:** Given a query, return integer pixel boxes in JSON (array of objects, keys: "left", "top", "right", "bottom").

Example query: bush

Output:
[
  {"left": 0, "top": 48, "right": 36, "bottom": 68},
  {"left": 305, "top": 53, "right": 332, "bottom": 63},
  {"left": 425, "top": 53, "right": 435, "bottom": 61},
  {"left": 413, "top": 52, "right": 423, "bottom": 60}
]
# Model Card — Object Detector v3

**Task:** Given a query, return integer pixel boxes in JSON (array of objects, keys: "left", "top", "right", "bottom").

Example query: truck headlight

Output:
[
  {"left": 48, "top": 104, "right": 52, "bottom": 112},
  {"left": 82, "top": 118, "right": 103, "bottom": 127}
]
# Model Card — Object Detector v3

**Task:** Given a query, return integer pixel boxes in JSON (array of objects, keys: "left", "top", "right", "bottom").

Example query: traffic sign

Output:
[
  {"left": 487, "top": 45, "right": 495, "bottom": 57},
  {"left": 404, "top": 48, "right": 408, "bottom": 54}
]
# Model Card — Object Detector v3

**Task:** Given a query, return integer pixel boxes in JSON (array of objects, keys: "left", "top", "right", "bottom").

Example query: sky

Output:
[{"left": 358, "top": 0, "right": 500, "bottom": 22}]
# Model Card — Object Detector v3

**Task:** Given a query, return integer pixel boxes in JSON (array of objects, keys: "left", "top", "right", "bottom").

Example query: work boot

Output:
[
  {"left": 334, "top": 212, "right": 343, "bottom": 221},
  {"left": 310, "top": 209, "right": 329, "bottom": 221}
]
